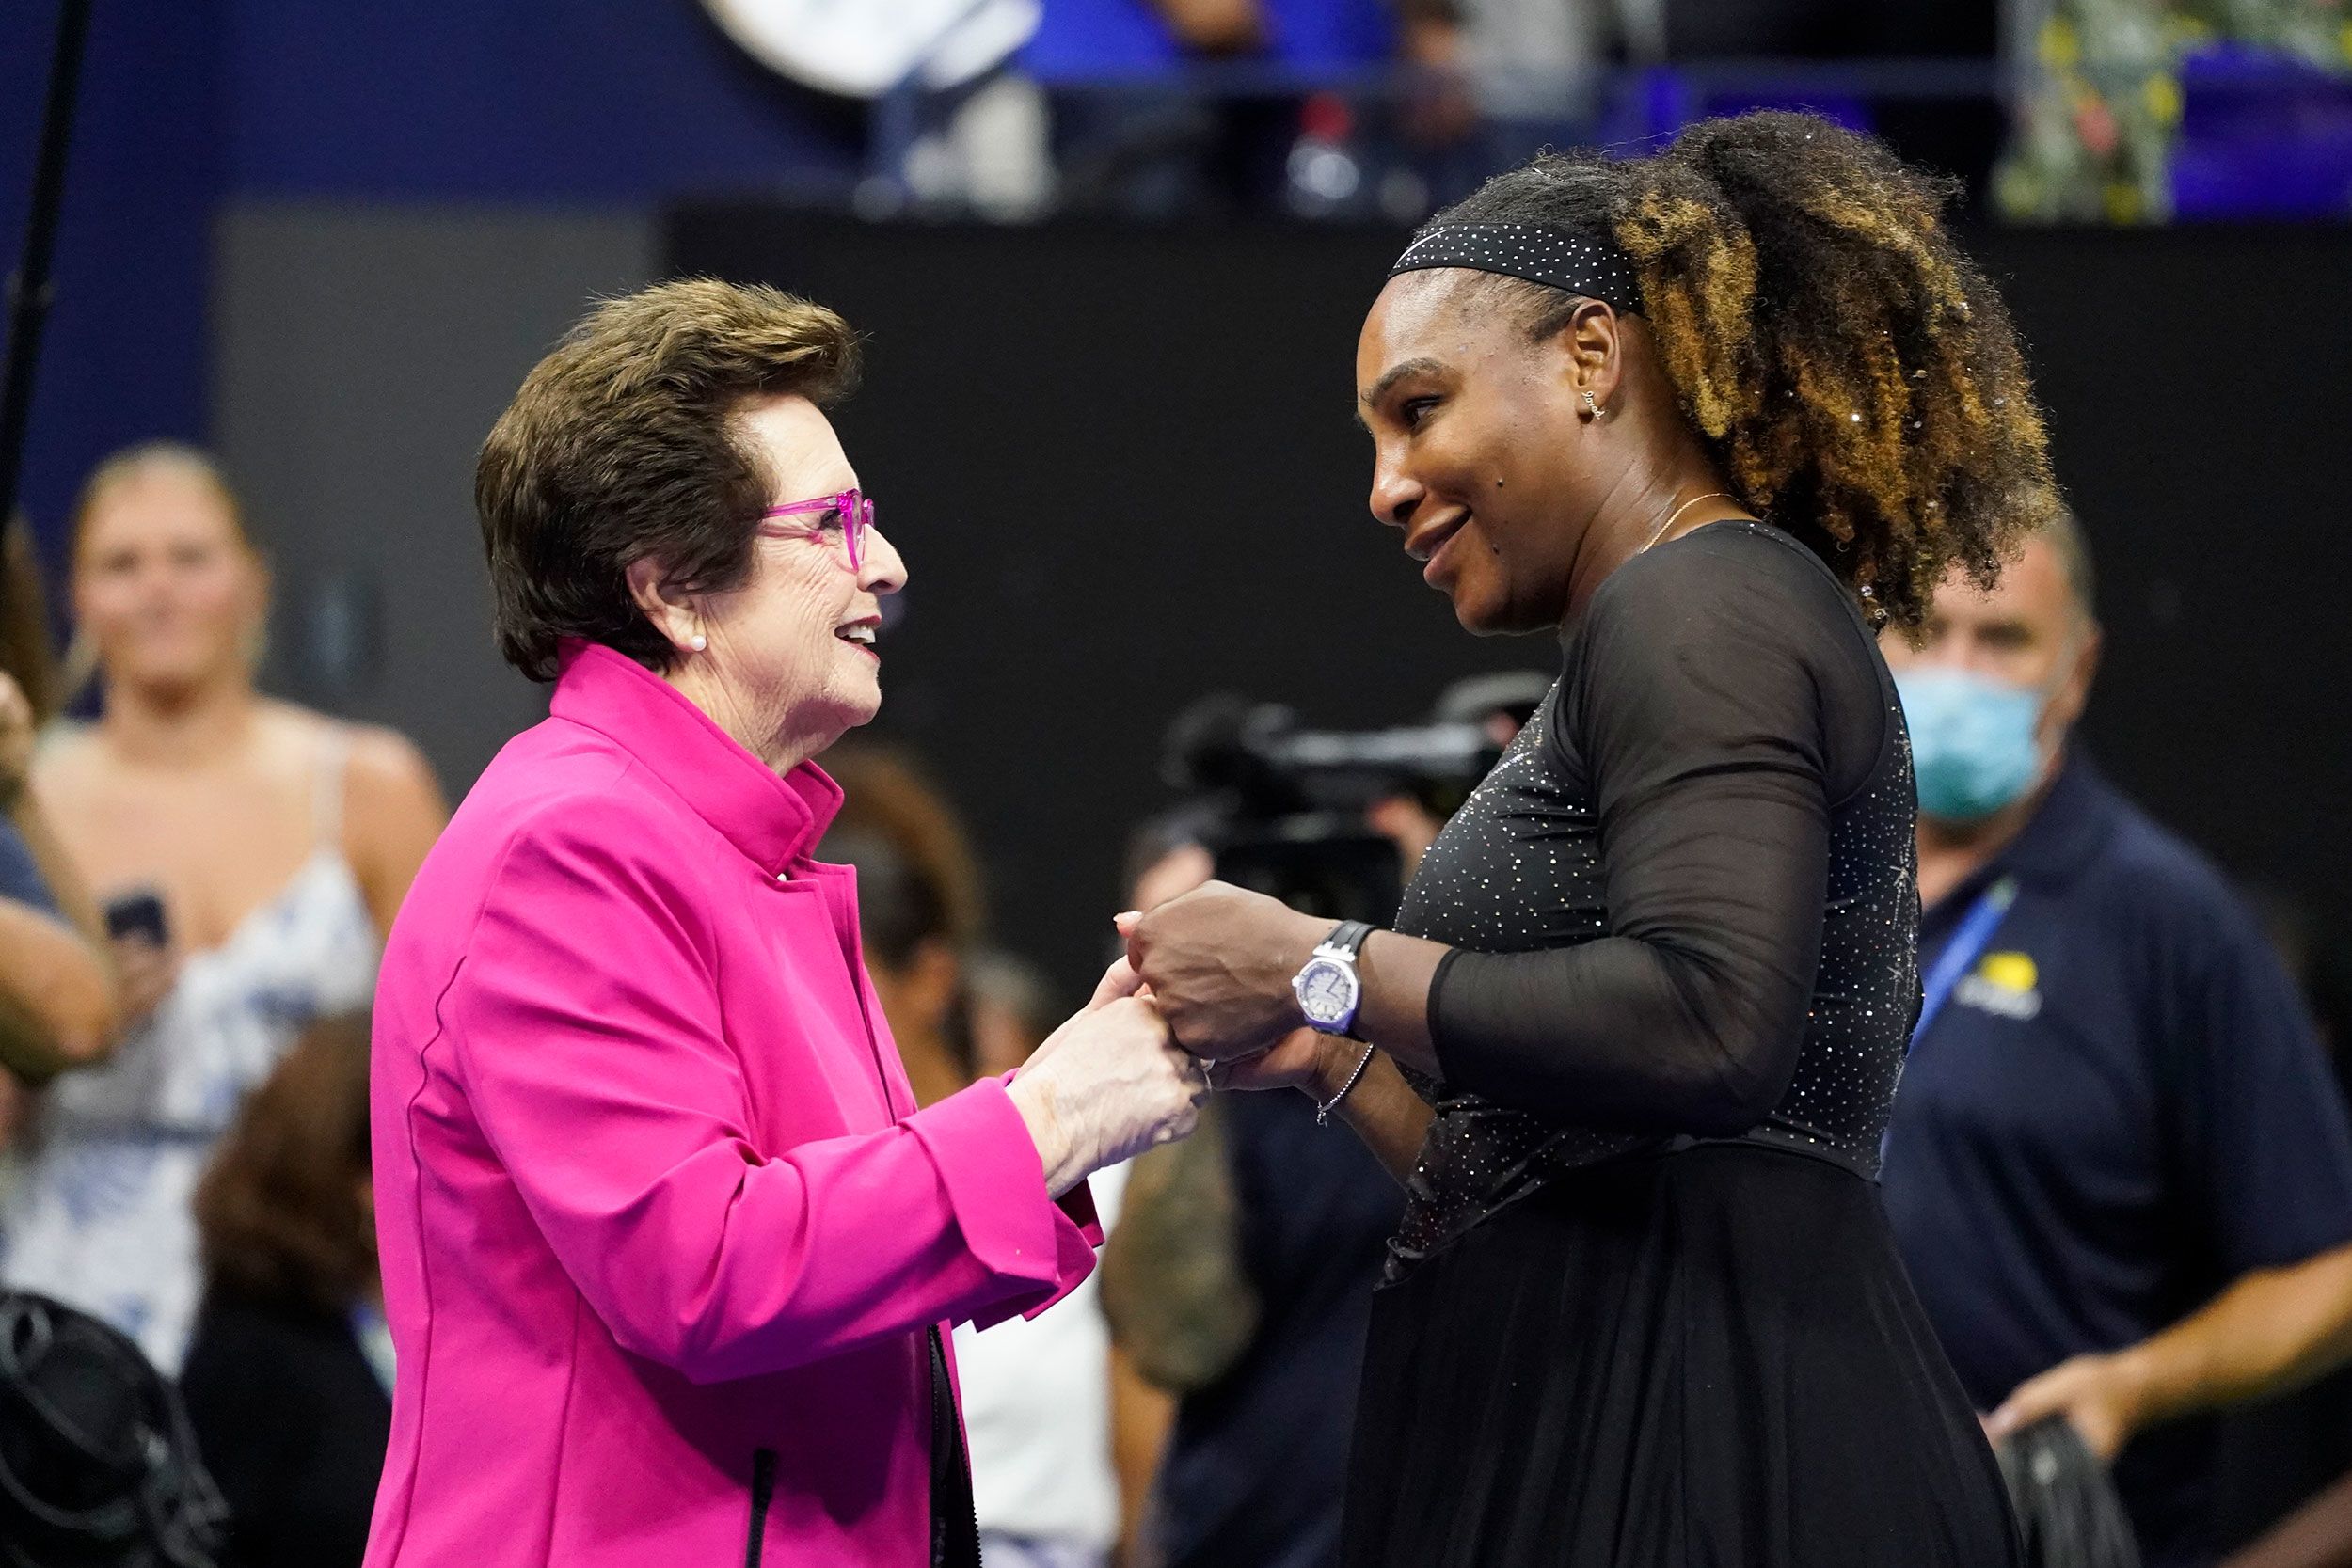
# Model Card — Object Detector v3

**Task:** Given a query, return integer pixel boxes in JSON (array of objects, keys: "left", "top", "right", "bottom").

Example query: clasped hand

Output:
[
  {"left": 1008, "top": 960, "right": 1206, "bottom": 1198},
  {"left": 1119, "top": 881, "right": 1341, "bottom": 1094}
]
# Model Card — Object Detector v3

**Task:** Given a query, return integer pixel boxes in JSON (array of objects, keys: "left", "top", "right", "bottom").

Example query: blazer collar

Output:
[{"left": 548, "top": 641, "right": 843, "bottom": 876}]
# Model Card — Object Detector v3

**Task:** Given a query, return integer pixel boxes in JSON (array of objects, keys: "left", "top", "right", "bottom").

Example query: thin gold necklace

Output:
[{"left": 1638, "top": 490, "right": 1734, "bottom": 554}]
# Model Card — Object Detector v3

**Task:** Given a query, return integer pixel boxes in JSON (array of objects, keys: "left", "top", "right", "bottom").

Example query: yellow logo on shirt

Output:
[
  {"left": 1978, "top": 952, "right": 2038, "bottom": 992},
  {"left": 1956, "top": 951, "right": 2042, "bottom": 1020}
]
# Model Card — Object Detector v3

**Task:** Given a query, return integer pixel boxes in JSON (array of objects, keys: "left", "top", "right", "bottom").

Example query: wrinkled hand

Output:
[
  {"left": 1985, "top": 1352, "right": 2148, "bottom": 1463},
  {"left": 0, "top": 673, "right": 32, "bottom": 804},
  {"left": 1009, "top": 962, "right": 1207, "bottom": 1198},
  {"left": 1119, "top": 881, "right": 1326, "bottom": 1065},
  {"left": 1087, "top": 951, "right": 1332, "bottom": 1095},
  {"left": 1213, "top": 1027, "right": 1343, "bottom": 1096}
]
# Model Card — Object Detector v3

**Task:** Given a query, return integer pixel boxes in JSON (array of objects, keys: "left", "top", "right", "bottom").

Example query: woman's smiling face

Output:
[
  {"left": 674, "top": 394, "right": 907, "bottom": 764},
  {"left": 73, "top": 460, "right": 268, "bottom": 700},
  {"left": 1355, "top": 270, "right": 1597, "bottom": 637}
]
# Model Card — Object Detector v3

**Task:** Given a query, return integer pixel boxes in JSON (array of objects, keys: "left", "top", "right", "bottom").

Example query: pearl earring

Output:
[
  {"left": 688, "top": 634, "right": 707, "bottom": 652},
  {"left": 1581, "top": 390, "right": 1602, "bottom": 420}
]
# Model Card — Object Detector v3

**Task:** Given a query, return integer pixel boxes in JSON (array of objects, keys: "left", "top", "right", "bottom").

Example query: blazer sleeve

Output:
[{"left": 443, "top": 816, "right": 1099, "bottom": 1384}]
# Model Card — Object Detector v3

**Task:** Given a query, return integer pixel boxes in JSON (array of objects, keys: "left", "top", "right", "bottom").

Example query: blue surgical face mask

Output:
[{"left": 1895, "top": 667, "right": 2048, "bottom": 823}]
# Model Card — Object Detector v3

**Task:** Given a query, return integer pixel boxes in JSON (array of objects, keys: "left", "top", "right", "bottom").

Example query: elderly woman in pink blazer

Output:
[{"left": 362, "top": 280, "right": 1202, "bottom": 1568}]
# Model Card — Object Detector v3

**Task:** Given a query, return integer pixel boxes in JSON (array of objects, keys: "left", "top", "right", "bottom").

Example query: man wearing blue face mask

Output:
[{"left": 1879, "top": 511, "right": 2352, "bottom": 1568}]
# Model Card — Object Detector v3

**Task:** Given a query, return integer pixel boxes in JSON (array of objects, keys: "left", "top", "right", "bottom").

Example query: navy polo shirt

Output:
[
  {"left": 0, "top": 814, "right": 58, "bottom": 916},
  {"left": 1882, "top": 755, "right": 2352, "bottom": 1568},
  {"left": 1153, "top": 1092, "right": 1400, "bottom": 1568}
]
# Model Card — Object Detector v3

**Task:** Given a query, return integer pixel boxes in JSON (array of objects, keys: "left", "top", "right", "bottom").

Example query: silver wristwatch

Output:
[{"left": 1292, "top": 920, "right": 1373, "bottom": 1036}]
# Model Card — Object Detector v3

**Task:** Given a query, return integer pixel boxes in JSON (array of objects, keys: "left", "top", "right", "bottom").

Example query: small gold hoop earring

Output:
[{"left": 1581, "top": 390, "right": 1602, "bottom": 420}]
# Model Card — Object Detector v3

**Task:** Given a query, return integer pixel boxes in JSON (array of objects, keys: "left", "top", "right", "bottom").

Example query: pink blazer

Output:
[{"left": 363, "top": 641, "right": 1098, "bottom": 1568}]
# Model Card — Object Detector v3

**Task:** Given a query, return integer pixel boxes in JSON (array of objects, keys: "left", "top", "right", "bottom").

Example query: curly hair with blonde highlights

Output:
[{"left": 1428, "top": 113, "right": 2058, "bottom": 628}]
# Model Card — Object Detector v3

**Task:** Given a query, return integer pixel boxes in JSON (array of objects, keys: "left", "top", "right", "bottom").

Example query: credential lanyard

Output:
[{"left": 1909, "top": 875, "right": 2018, "bottom": 1053}]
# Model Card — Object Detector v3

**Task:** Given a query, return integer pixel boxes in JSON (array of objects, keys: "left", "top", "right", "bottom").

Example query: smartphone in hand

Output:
[{"left": 103, "top": 888, "right": 169, "bottom": 948}]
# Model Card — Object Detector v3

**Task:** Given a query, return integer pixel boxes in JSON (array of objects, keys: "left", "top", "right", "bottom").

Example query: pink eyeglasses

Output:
[{"left": 757, "top": 488, "right": 873, "bottom": 571}]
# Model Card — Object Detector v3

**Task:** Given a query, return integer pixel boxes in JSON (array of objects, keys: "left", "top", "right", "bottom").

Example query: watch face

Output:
[{"left": 1297, "top": 959, "right": 1358, "bottom": 1026}]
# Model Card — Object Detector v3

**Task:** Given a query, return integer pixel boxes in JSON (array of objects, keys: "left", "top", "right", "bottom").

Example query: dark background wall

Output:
[
  {"left": 211, "top": 206, "right": 655, "bottom": 789},
  {"left": 667, "top": 214, "right": 2352, "bottom": 993},
  {"left": 0, "top": 1, "right": 223, "bottom": 550},
  {"left": 0, "top": 1, "right": 857, "bottom": 560}
]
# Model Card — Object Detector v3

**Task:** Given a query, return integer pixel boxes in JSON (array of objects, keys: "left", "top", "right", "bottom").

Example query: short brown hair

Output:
[
  {"left": 194, "top": 1013, "right": 375, "bottom": 1312},
  {"left": 477, "top": 278, "right": 862, "bottom": 681}
]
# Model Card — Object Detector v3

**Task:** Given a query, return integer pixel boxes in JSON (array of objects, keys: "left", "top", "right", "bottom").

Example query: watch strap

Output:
[{"left": 1319, "top": 920, "right": 1375, "bottom": 960}]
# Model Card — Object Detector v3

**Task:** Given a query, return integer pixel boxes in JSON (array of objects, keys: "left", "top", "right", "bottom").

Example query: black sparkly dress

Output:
[{"left": 1343, "top": 523, "right": 2016, "bottom": 1568}]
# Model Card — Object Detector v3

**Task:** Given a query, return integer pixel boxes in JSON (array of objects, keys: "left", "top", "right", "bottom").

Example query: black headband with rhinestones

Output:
[{"left": 1388, "top": 223, "right": 1643, "bottom": 316}]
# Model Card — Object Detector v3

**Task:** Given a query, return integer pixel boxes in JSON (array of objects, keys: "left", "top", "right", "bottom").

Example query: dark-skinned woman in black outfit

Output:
[{"left": 1120, "top": 113, "right": 2058, "bottom": 1566}]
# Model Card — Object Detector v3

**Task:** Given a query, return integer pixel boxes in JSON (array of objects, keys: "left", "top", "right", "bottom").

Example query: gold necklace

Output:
[{"left": 1638, "top": 490, "right": 1734, "bottom": 554}]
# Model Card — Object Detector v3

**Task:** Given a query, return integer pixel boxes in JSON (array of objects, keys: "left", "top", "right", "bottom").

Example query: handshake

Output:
[{"left": 1004, "top": 881, "right": 1353, "bottom": 1197}]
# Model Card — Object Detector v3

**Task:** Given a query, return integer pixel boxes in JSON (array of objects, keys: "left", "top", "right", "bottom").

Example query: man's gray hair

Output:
[{"left": 2038, "top": 505, "right": 2098, "bottom": 626}]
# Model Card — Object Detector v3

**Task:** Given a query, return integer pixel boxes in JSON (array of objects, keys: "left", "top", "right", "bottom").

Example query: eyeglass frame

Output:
[{"left": 756, "top": 488, "right": 873, "bottom": 572}]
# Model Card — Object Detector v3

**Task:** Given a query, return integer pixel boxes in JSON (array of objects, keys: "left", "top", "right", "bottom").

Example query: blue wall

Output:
[
  {"left": 0, "top": 0, "right": 856, "bottom": 560},
  {"left": 1, "top": 0, "right": 224, "bottom": 556},
  {"left": 223, "top": 1, "right": 857, "bottom": 201}
]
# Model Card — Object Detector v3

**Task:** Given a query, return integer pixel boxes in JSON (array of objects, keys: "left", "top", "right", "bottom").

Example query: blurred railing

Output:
[{"left": 849, "top": 48, "right": 2352, "bottom": 225}]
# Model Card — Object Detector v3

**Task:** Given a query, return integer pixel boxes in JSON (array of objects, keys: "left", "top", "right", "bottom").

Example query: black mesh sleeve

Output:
[{"left": 1427, "top": 528, "right": 1883, "bottom": 1134}]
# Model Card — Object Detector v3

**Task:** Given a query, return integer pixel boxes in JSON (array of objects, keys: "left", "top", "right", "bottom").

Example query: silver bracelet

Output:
[{"left": 1314, "top": 1041, "right": 1377, "bottom": 1127}]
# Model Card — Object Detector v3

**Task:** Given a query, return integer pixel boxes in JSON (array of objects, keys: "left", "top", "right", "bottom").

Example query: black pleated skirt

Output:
[{"left": 1343, "top": 1144, "right": 2019, "bottom": 1568}]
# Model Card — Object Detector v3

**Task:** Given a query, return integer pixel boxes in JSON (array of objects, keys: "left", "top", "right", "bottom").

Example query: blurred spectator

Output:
[
  {"left": 1101, "top": 809, "right": 1400, "bottom": 1568},
  {"left": 960, "top": 947, "right": 1138, "bottom": 1568},
  {"left": 1442, "top": 0, "right": 1602, "bottom": 140},
  {"left": 1019, "top": 0, "right": 2016, "bottom": 220},
  {"left": 2195, "top": 899, "right": 2352, "bottom": 1560},
  {"left": 1028, "top": 0, "right": 1452, "bottom": 218},
  {"left": 1362, "top": 670, "right": 1552, "bottom": 880},
  {"left": 2225, "top": 1472, "right": 2352, "bottom": 1568},
  {"left": 0, "top": 443, "right": 447, "bottom": 1372},
  {"left": 1879, "top": 512, "right": 2352, "bottom": 1568},
  {"left": 1121, "top": 804, "right": 1220, "bottom": 919},
  {"left": 821, "top": 742, "right": 988, "bottom": 1103},
  {"left": 180, "top": 1012, "right": 388, "bottom": 1568},
  {"left": 822, "top": 743, "right": 1130, "bottom": 1568},
  {"left": 969, "top": 946, "right": 1069, "bottom": 1080},
  {"left": 1602, "top": 0, "right": 2006, "bottom": 201},
  {"left": 0, "top": 514, "right": 119, "bottom": 1089}
]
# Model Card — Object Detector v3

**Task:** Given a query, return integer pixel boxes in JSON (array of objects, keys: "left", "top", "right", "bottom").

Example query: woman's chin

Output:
[
  {"left": 111, "top": 653, "right": 237, "bottom": 701},
  {"left": 1437, "top": 560, "right": 1514, "bottom": 637},
  {"left": 1449, "top": 582, "right": 1559, "bottom": 639},
  {"left": 834, "top": 678, "right": 883, "bottom": 730},
  {"left": 1449, "top": 589, "right": 1513, "bottom": 638}
]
